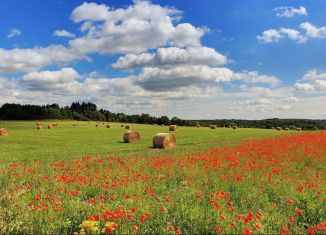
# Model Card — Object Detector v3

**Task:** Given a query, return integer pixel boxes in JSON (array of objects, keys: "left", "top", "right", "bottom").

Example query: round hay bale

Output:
[
  {"left": 196, "top": 124, "right": 201, "bottom": 128},
  {"left": 296, "top": 127, "right": 302, "bottom": 131},
  {"left": 169, "top": 125, "right": 177, "bottom": 131},
  {"left": 125, "top": 124, "right": 132, "bottom": 129},
  {"left": 153, "top": 133, "right": 176, "bottom": 149},
  {"left": 276, "top": 127, "right": 282, "bottom": 131},
  {"left": 95, "top": 124, "right": 99, "bottom": 127},
  {"left": 106, "top": 124, "right": 112, "bottom": 128},
  {"left": 121, "top": 124, "right": 124, "bottom": 127},
  {"left": 72, "top": 123, "right": 77, "bottom": 127},
  {"left": 0, "top": 128, "right": 9, "bottom": 136},
  {"left": 123, "top": 130, "right": 140, "bottom": 143},
  {"left": 284, "top": 127, "right": 289, "bottom": 131},
  {"left": 52, "top": 122, "right": 58, "bottom": 127},
  {"left": 37, "top": 124, "right": 43, "bottom": 130},
  {"left": 48, "top": 125, "right": 52, "bottom": 129},
  {"left": 210, "top": 125, "right": 216, "bottom": 129},
  {"left": 232, "top": 126, "right": 237, "bottom": 129}
]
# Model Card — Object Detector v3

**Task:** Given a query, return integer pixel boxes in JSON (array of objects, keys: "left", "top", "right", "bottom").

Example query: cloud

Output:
[
  {"left": 294, "top": 82, "right": 314, "bottom": 91},
  {"left": 237, "top": 86, "right": 295, "bottom": 101},
  {"left": 133, "top": 64, "right": 281, "bottom": 92},
  {"left": 0, "top": 68, "right": 225, "bottom": 115},
  {"left": 236, "top": 98, "right": 273, "bottom": 105},
  {"left": 2, "top": 69, "right": 325, "bottom": 119},
  {"left": 284, "top": 96, "right": 298, "bottom": 102},
  {"left": 0, "top": 46, "right": 86, "bottom": 73},
  {"left": 9, "top": 65, "right": 282, "bottom": 109},
  {"left": 301, "top": 69, "right": 326, "bottom": 81},
  {"left": 69, "top": 1, "right": 204, "bottom": 54},
  {"left": 222, "top": 85, "right": 302, "bottom": 117},
  {"left": 279, "top": 28, "right": 307, "bottom": 43},
  {"left": 295, "top": 80, "right": 326, "bottom": 91},
  {"left": 70, "top": 2, "right": 109, "bottom": 22},
  {"left": 135, "top": 65, "right": 234, "bottom": 91},
  {"left": 227, "top": 95, "right": 326, "bottom": 119},
  {"left": 0, "top": 1, "right": 205, "bottom": 74},
  {"left": 112, "top": 46, "right": 227, "bottom": 70},
  {"left": 257, "top": 29, "right": 283, "bottom": 43},
  {"left": 7, "top": 28, "right": 22, "bottom": 38},
  {"left": 22, "top": 68, "right": 80, "bottom": 91},
  {"left": 300, "top": 22, "right": 326, "bottom": 38},
  {"left": 224, "top": 84, "right": 315, "bottom": 117},
  {"left": 273, "top": 6, "right": 308, "bottom": 18},
  {"left": 233, "top": 71, "right": 281, "bottom": 87},
  {"left": 257, "top": 28, "right": 306, "bottom": 44},
  {"left": 258, "top": 22, "right": 326, "bottom": 44},
  {"left": 0, "top": 1, "right": 325, "bottom": 119},
  {"left": 294, "top": 69, "right": 326, "bottom": 92},
  {"left": 53, "top": 29, "right": 75, "bottom": 38},
  {"left": 0, "top": 77, "right": 21, "bottom": 104}
]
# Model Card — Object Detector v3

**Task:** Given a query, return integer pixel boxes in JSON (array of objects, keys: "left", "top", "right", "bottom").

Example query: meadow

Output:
[
  {"left": 0, "top": 121, "right": 325, "bottom": 234},
  {"left": 0, "top": 121, "right": 285, "bottom": 162}
]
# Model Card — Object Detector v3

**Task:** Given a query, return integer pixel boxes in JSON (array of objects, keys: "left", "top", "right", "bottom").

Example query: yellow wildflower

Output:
[{"left": 78, "top": 220, "right": 99, "bottom": 234}]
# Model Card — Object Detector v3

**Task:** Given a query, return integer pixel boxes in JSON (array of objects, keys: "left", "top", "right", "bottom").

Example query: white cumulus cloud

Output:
[
  {"left": 69, "top": 1, "right": 204, "bottom": 54},
  {"left": 135, "top": 65, "right": 234, "bottom": 91},
  {"left": 301, "top": 69, "right": 326, "bottom": 81},
  {"left": 53, "top": 29, "right": 75, "bottom": 38},
  {"left": 0, "top": 46, "right": 86, "bottom": 73},
  {"left": 257, "top": 28, "right": 306, "bottom": 44},
  {"left": 257, "top": 29, "right": 284, "bottom": 43},
  {"left": 295, "top": 69, "right": 326, "bottom": 92},
  {"left": 300, "top": 22, "right": 326, "bottom": 38},
  {"left": 273, "top": 6, "right": 308, "bottom": 18},
  {"left": 258, "top": 22, "right": 326, "bottom": 44},
  {"left": 134, "top": 65, "right": 281, "bottom": 92},
  {"left": 295, "top": 80, "right": 326, "bottom": 91},
  {"left": 112, "top": 46, "right": 227, "bottom": 70},
  {"left": 0, "top": 1, "right": 205, "bottom": 74},
  {"left": 22, "top": 68, "right": 80, "bottom": 91},
  {"left": 279, "top": 28, "right": 307, "bottom": 43},
  {"left": 233, "top": 71, "right": 281, "bottom": 87}
]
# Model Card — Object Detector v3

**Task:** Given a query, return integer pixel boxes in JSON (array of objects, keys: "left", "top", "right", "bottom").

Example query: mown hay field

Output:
[
  {"left": 0, "top": 121, "right": 325, "bottom": 234},
  {"left": 0, "top": 121, "right": 286, "bottom": 163}
]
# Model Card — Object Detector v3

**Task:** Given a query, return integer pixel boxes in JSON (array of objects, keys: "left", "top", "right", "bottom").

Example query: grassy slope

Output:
[{"left": 0, "top": 121, "right": 288, "bottom": 162}]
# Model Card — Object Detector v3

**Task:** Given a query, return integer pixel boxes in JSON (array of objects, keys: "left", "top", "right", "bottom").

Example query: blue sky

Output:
[{"left": 0, "top": 0, "right": 325, "bottom": 119}]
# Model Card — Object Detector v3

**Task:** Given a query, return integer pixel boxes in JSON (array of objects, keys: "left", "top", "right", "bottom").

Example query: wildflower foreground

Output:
[{"left": 0, "top": 133, "right": 325, "bottom": 234}]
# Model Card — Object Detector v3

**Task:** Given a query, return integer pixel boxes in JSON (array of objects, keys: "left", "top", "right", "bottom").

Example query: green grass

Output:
[{"left": 0, "top": 121, "right": 286, "bottom": 162}]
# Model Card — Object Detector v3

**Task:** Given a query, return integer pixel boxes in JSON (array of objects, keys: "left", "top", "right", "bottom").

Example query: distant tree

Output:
[
  {"left": 0, "top": 102, "right": 325, "bottom": 130},
  {"left": 44, "top": 107, "right": 63, "bottom": 119},
  {"left": 159, "top": 116, "right": 170, "bottom": 125}
]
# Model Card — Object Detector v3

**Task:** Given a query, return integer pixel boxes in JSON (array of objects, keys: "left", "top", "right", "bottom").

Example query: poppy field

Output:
[{"left": 0, "top": 122, "right": 325, "bottom": 234}]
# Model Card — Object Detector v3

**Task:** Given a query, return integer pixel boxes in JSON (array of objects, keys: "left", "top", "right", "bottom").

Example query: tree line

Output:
[{"left": 0, "top": 102, "right": 325, "bottom": 130}]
